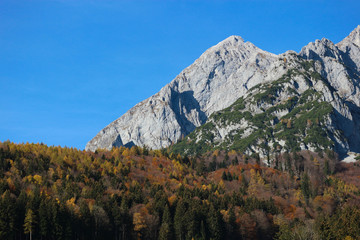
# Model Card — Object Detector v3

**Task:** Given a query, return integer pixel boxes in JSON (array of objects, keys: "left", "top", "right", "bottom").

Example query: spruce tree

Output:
[
  {"left": 158, "top": 205, "right": 173, "bottom": 240},
  {"left": 39, "top": 199, "right": 49, "bottom": 239},
  {"left": 0, "top": 191, "right": 16, "bottom": 239},
  {"left": 207, "top": 204, "right": 225, "bottom": 240},
  {"left": 174, "top": 200, "right": 186, "bottom": 240}
]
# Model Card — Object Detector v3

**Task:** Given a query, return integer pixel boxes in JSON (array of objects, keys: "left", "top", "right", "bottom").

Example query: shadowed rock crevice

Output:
[{"left": 169, "top": 89, "right": 207, "bottom": 136}]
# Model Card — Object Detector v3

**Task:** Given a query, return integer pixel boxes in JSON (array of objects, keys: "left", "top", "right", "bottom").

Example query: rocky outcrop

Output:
[{"left": 87, "top": 26, "right": 360, "bottom": 154}]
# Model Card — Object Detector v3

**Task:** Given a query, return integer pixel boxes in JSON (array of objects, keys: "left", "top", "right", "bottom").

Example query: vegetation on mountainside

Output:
[
  {"left": 171, "top": 60, "right": 340, "bottom": 156},
  {"left": 1, "top": 141, "right": 360, "bottom": 239}
]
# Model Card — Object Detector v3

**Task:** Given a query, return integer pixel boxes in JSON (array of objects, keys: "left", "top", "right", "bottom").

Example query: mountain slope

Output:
[
  {"left": 86, "top": 36, "right": 286, "bottom": 151},
  {"left": 171, "top": 26, "right": 360, "bottom": 158},
  {"left": 87, "top": 26, "right": 360, "bottom": 154}
]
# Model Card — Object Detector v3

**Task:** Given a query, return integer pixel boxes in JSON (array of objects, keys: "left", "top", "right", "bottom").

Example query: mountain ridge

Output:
[{"left": 86, "top": 26, "right": 360, "bottom": 158}]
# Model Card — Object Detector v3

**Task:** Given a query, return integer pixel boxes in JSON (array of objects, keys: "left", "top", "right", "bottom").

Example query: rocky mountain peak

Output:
[
  {"left": 221, "top": 35, "right": 244, "bottom": 44},
  {"left": 300, "top": 38, "right": 339, "bottom": 60},
  {"left": 87, "top": 28, "right": 360, "bottom": 156},
  {"left": 337, "top": 25, "right": 360, "bottom": 47}
]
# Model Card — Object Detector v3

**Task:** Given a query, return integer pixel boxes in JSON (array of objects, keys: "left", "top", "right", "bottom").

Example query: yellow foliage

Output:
[
  {"left": 294, "top": 189, "right": 303, "bottom": 202},
  {"left": 228, "top": 150, "right": 237, "bottom": 156},
  {"left": 313, "top": 157, "right": 320, "bottom": 166},
  {"left": 66, "top": 197, "right": 76, "bottom": 208},
  {"left": 33, "top": 174, "right": 43, "bottom": 185},
  {"left": 111, "top": 147, "right": 120, "bottom": 158},
  {"left": 219, "top": 180, "right": 225, "bottom": 189},
  {"left": 220, "top": 209, "right": 229, "bottom": 221},
  {"left": 248, "top": 169, "right": 265, "bottom": 196},
  {"left": 323, "top": 176, "right": 358, "bottom": 201},
  {"left": 286, "top": 119, "right": 292, "bottom": 128},
  {"left": 24, "top": 175, "right": 33, "bottom": 183},
  {"left": 63, "top": 156, "right": 73, "bottom": 166},
  {"left": 168, "top": 195, "right": 177, "bottom": 206},
  {"left": 7, "top": 177, "right": 16, "bottom": 191},
  {"left": 122, "top": 148, "right": 130, "bottom": 157},
  {"left": 213, "top": 149, "right": 219, "bottom": 157},
  {"left": 133, "top": 212, "right": 146, "bottom": 232},
  {"left": 48, "top": 168, "right": 55, "bottom": 178}
]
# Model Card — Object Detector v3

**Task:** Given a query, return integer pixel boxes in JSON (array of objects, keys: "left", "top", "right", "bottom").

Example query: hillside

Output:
[{"left": 1, "top": 141, "right": 360, "bottom": 239}]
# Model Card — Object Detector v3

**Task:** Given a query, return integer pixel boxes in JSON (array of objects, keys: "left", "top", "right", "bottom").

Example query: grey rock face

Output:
[
  {"left": 86, "top": 26, "right": 360, "bottom": 152},
  {"left": 86, "top": 36, "right": 280, "bottom": 151}
]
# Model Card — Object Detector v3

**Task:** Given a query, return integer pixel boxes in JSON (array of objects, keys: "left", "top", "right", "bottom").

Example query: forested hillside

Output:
[{"left": 0, "top": 141, "right": 360, "bottom": 239}]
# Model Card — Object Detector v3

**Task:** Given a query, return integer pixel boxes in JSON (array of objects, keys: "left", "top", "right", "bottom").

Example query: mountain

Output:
[
  {"left": 172, "top": 26, "right": 360, "bottom": 158},
  {"left": 86, "top": 26, "right": 360, "bottom": 157}
]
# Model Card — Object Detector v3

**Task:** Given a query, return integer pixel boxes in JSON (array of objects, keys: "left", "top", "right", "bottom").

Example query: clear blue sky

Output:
[{"left": 1, "top": 0, "right": 359, "bottom": 150}]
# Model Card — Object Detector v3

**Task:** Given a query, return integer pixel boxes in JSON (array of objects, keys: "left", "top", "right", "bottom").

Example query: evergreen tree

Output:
[
  {"left": 232, "top": 156, "right": 239, "bottom": 166},
  {"left": 324, "top": 159, "right": 330, "bottom": 176},
  {"left": 196, "top": 159, "right": 206, "bottom": 175},
  {"left": 0, "top": 191, "right": 16, "bottom": 239},
  {"left": 174, "top": 199, "right": 186, "bottom": 240},
  {"left": 228, "top": 206, "right": 236, "bottom": 233},
  {"left": 39, "top": 198, "right": 50, "bottom": 239},
  {"left": 111, "top": 201, "right": 122, "bottom": 240},
  {"left": 221, "top": 171, "right": 228, "bottom": 181},
  {"left": 185, "top": 204, "right": 200, "bottom": 239},
  {"left": 159, "top": 222, "right": 171, "bottom": 240},
  {"left": 227, "top": 172, "right": 233, "bottom": 181},
  {"left": 200, "top": 220, "right": 206, "bottom": 240},
  {"left": 207, "top": 204, "right": 225, "bottom": 240},
  {"left": 301, "top": 173, "right": 311, "bottom": 201},
  {"left": 209, "top": 156, "right": 217, "bottom": 171},
  {"left": 158, "top": 205, "right": 173, "bottom": 240},
  {"left": 120, "top": 197, "right": 131, "bottom": 240},
  {"left": 225, "top": 153, "right": 229, "bottom": 163}
]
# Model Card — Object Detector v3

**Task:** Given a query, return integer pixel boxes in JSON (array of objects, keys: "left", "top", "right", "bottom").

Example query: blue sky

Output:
[{"left": 1, "top": 0, "right": 359, "bottom": 150}]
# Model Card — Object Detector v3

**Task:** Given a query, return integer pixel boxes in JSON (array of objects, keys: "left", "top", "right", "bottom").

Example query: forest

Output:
[{"left": 0, "top": 141, "right": 360, "bottom": 240}]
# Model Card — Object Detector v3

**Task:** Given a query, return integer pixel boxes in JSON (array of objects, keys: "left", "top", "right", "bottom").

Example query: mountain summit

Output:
[
  {"left": 86, "top": 35, "right": 280, "bottom": 151},
  {"left": 86, "top": 26, "right": 360, "bottom": 158}
]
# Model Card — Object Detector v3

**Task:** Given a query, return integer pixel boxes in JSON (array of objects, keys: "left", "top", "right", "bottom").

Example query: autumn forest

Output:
[{"left": 0, "top": 141, "right": 360, "bottom": 239}]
